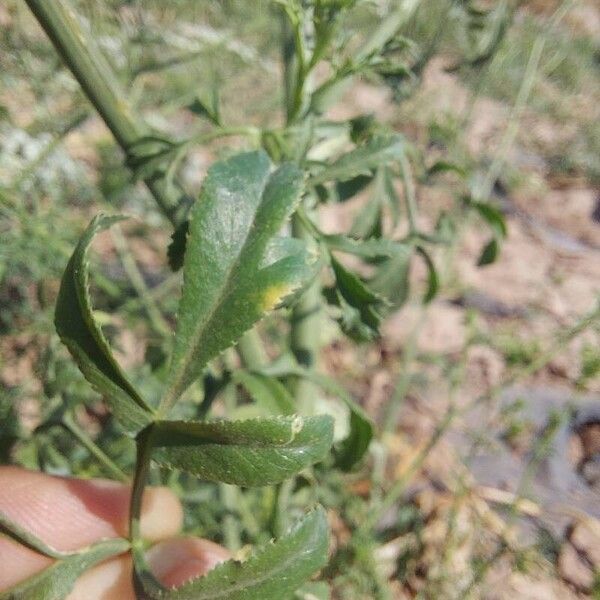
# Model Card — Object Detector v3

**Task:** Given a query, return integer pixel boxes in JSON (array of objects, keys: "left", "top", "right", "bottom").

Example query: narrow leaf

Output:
[
  {"left": 309, "top": 135, "right": 405, "bottom": 185},
  {"left": 416, "top": 246, "right": 439, "bottom": 304},
  {"left": 162, "top": 151, "right": 316, "bottom": 412},
  {"left": 477, "top": 237, "right": 499, "bottom": 266},
  {"left": 134, "top": 507, "right": 329, "bottom": 600},
  {"left": 324, "top": 235, "right": 399, "bottom": 259},
  {"left": 150, "top": 415, "right": 334, "bottom": 486},
  {"left": 55, "top": 215, "right": 153, "bottom": 432},
  {"left": 327, "top": 256, "right": 386, "bottom": 341},
  {"left": 472, "top": 200, "right": 507, "bottom": 238},
  {"left": 370, "top": 245, "right": 412, "bottom": 309},
  {"left": 381, "top": 166, "right": 401, "bottom": 227},
  {"left": 426, "top": 160, "right": 466, "bottom": 178},
  {"left": 335, "top": 173, "right": 373, "bottom": 202},
  {"left": 0, "top": 539, "right": 129, "bottom": 600},
  {"left": 350, "top": 194, "right": 382, "bottom": 240}
]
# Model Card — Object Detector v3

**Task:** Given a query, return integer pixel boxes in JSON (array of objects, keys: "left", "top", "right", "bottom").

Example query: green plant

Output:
[{"left": 1, "top": 0, "right": 520, "bottom": 598}]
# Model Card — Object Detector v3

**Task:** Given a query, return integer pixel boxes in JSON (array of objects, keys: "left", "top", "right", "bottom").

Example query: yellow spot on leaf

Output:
[{"left": 261, "top": 283, "right": 295, "bottom": 312}]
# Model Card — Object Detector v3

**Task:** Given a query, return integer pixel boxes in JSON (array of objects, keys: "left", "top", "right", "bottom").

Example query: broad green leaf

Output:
[
  {"left": 134, "top": 507, "right": 329, "bottom": 600},
  {"left": 0, "top": 538, "right": 129, "bottom": 600},
  {"left": 233, "top": 371, "right": 295, "bottom": 415},
  {"left": 55, "top": 215, "right": 153, "bottom": 432},
  {"left": 309, "top": 135, "right": 405, "bottom": 185},
  {"left": 257, "top": 361, "right": 374, "bottom": 471},
  {"left": 150, "top": 415, "right": 334, "bottom": 486},
  {"left": 161, "top": 151, "right": 316, "bottom": 411}
]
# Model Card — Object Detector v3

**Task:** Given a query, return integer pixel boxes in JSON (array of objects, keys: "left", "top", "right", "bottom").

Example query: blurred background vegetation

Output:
[{"left": 1, "top": 1, "right": 600, "bottom": 598}]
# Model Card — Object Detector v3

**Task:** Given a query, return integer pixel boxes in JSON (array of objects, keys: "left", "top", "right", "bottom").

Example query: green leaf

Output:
[
  {"left": 370, "top": 245, "right": 412, "bottom": 309},
  {"left": 335, "top": 173, "right": 373, "bottom": 202},
  {"left": 150, "top": 415, "right": 334, "bottom": 486},
  {"left": 134, "top": 507, "right": 329, "bottom": 600},
  {"left": 233, "top": 371, "right": 295, "bottom": 415},
  {"left": 294, "top": 581, "right": 331, "bottom": 600},
  {"left": 327, "top": 256, "right": 385, "bottom": 341},
  {"left": 0, "top": 538, "right": 129, "bottom": 600},
  {"left": 300, "top": 371, "right": 373, "bottom": 471},
  {"left": 416, "top": 246, "right": 439, "bottom": 304},
  {"left": 471, "top": 200, "right": 507, "bottom": 238},
  {"left": 324, "top": 235, "right": 399, "bottom": 259},
  {"left": 188, "top": 89, "right": 221, "bottom": 126},
  {"left": 257, "top": 362, "right": 374, "bottom": 471},
  {"left": 309, "top": 135, "right": 405, "bottom": 185},
  {"left": 161, "top": 151, "right": 316, "bottom": 412},
  {"left": 350, "top": 195, "right": 382, "bottom": 240},
  {"left": 477, "top": 237, "right": 499, "bottom": 266},
  {"left": 426, "top": 160, "right": 466, "bottom": 179},
  {"left": 55, "top": 215, "right": 153, "bottom": 432},
  {"left": 380, "top": 166, "right": 401, "bottom": 227}
]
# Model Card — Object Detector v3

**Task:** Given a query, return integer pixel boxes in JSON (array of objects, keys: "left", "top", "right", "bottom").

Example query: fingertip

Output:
[
  {"left": 146, "top": 538, "right": 231, "bottom": 588},
  {"left": 66, "top": 556, "right": 134, "bottom": 600},
  {"left": 139, "top": 486, "right": 183, "bottom": 543},
  {"left": 0, "top": 536, "right": 53, "bottom": 591}
]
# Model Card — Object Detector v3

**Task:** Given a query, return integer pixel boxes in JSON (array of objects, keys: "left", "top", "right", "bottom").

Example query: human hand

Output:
[{"left": 0, "top": 467, "right": 230, "bottom": 599}]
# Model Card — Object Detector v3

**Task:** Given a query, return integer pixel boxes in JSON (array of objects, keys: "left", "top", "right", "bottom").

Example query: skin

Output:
[{"left": 0, "top": 467, "right": 231, "bottom": 599}]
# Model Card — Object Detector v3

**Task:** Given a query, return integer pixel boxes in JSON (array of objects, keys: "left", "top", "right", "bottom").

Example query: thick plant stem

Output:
[
  {"left": 281, "top": 9, "right": 322, "bottom": 408},
  {"left": 290, "top": 212, "right": 322, "bottom": 410},
  {"left": 25, "top": 0, "right": 179, "bottom": 224},
  {"left": 26, "top": 0, "right": 269, "bottom": 371}
]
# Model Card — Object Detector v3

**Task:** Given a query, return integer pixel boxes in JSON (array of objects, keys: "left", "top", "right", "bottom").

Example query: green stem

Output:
[
  {"left": 62, "top": 413, "right": 129, "bottom": 483},
  {"left": 290, "top": 212, "right": 322, "bottom": 411},
  {"left": 280, "top": 10, "right": 322, "bottom": 408},
  {"left": 272, "top": 479, "right": 294, "bottom": 538},
  {"left": 26, "top": 0, "right": 271, "bottom": 374},
  {"left": 129, "top": 426, "right": 155, "bottom": 544},
  {"left": 399, "top": 150, "right": 418, "bottom": 235},
  {"left": 25, "top": 0, "right": 179, "bottom": 224}
]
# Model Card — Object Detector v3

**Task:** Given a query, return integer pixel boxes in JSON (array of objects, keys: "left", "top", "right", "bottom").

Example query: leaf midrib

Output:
[{"left": 160, "top": 172, "right": 272, "bottom": 413}]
